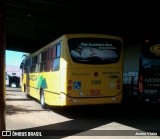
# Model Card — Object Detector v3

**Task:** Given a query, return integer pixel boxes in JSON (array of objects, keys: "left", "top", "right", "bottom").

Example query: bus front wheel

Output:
[{"left": 40, "top": 89, "right": 46, "bottom": 109}]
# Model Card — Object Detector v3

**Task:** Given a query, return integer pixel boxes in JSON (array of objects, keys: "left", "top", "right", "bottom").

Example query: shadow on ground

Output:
[
  {"left": 6, "top": 104, "right": 50, "bottom": 115},
  {"left": 5, "top": 103, "right": 160, "bottom": 139}
]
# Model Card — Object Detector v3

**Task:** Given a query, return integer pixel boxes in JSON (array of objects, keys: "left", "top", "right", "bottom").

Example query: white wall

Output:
[{"left": 6, "top": 65, "right": 21, "bottom": 77}]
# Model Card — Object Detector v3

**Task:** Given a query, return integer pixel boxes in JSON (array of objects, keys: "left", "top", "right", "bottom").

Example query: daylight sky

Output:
[{"left": 5, "top": 50, "right": 28, "bottom": 67}]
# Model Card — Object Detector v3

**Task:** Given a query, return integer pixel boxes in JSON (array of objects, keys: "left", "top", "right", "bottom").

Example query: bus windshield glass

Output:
[
  {"left": 68, "top": 38, "right": 122, "bottom": 64},
  {"left": 141, "top": 43, "right": 160, "bottom": 69},
  {"left": 142, "top": 56, "right": 160, "bottom": 69}
]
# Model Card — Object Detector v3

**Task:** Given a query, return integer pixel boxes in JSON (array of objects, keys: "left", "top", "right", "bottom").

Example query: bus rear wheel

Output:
[{"left": 40, "top": 89, "right": 46, "bottom": 109}]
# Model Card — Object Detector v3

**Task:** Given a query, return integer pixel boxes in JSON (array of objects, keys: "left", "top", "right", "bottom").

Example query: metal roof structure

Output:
[{"left": 5, "top": 0, "right": 160, "bottom": 53}]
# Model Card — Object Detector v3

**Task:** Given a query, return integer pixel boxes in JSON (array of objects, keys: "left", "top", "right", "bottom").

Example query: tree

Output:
[{"left": 20, "top": 53, "right": 30, "bottom": 69}]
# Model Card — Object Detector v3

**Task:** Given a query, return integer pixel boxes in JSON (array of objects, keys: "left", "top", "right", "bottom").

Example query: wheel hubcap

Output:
[{"left": 41, "top": 94, "right": 44, "bottom": 105}]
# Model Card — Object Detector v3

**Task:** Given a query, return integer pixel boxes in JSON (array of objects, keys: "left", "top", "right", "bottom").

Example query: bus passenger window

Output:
[
  {"left": 44, "top": 48, "right": 52, "bottom": 72},
  {"left": 52, "top": 58, "right": 60, "bottom": 71},
  {"left": 56, "top": 44, "right": 61, "bottom": 57},
  {"left": 52, "top": 44, "right": 61, "bottom": 71},
  {"left": 51, "top": 47, "right": 56, "bottom": 59},
  {"left": 26, "top": 59, "right": 31, "bottom": 73}
]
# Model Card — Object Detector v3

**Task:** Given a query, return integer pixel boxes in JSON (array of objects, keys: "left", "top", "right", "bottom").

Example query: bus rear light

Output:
[
  {"left": 116, "top": 97, "right": 119, "bottom": 100},
  {"left": 138, "top": 75, "right": 143, "bottom": 93},
  {"left": 112, "top": 97, "right": 119, "bottom": 101},
  {"left": 117, "top": 79, "right": 120, "bottom": 84},
  {"left": 67, "top": 86, "right": 72, "bottom": 90},
  {"left": 138, "top": 82, "right": 143, "bottom": 93},
  {"left": 145, "top": 39, "right": 149, "bottom": 43},
  {"left": 68, "top": 80, "right": 73, "bottom": 84},
  {"left": 117, "top": 85, "right": 120, "bottom": 89},
  {"left": 140, "top": 75, "right": 143, "bottom": 82}
]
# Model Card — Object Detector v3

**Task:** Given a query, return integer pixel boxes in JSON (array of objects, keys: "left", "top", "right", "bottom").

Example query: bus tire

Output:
[{"left": 40, "top": 89, "right": 46, "bottom": 109}]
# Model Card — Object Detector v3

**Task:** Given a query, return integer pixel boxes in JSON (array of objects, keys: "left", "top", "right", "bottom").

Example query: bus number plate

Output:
[{"left": 90, "top": 90, "right": 100, "bottom": 96}]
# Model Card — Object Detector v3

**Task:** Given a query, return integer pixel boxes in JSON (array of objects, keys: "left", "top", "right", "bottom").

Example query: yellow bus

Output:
[{"left": 21, "top": 34, "right": 123, "bottom": 108}]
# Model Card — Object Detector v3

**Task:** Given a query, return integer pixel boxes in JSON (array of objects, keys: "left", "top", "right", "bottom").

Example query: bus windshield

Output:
[
  {"left": 141, "top": 43, "right": 160, "bottom": 69},
  {"left": 68, "top": 38, "right": 122, "bottom": 64},
  {"left": 142, "top": 56, "right": 160, "bottom": 69}
]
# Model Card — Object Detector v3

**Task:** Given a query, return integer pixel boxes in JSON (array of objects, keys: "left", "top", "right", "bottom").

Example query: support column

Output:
[{"left": 0, "top": 0, "right": 6, "bottom": 137}]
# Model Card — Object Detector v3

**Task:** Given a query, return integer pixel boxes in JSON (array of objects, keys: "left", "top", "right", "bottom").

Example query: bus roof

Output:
[{"left": 27, "top": 33, "right": 123, "bottom": 58}]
